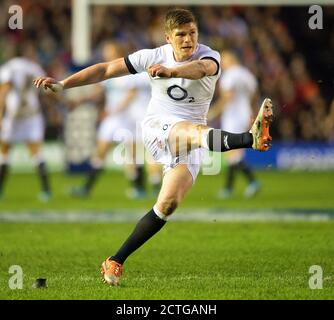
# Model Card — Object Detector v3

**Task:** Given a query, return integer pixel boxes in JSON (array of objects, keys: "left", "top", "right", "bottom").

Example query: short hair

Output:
[{"left": 165, "top": 8, "right": 197, "bottom": 33}]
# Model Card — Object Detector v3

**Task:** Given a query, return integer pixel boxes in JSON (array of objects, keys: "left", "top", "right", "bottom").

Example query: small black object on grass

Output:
[{"left": 32, "top": 278, "right": 47, "bottom": 289}]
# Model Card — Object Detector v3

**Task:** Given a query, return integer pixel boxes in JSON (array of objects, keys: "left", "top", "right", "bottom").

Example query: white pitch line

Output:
[{"left": 0, "top": 210, "right": 333, "bottom": 223}]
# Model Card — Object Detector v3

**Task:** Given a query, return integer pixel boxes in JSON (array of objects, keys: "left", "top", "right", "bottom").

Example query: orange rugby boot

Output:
[
  {"left": 250, "top": 98, "right": 274, "bottom": 151},
  {"left": 101, "top": 257, "right": 122, "bottom": 286}
]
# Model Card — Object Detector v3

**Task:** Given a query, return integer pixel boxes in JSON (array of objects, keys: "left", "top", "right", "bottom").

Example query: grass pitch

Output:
[
  {"left": 0, "top": 169, "right": 333, "bottom": 211},
  {"left": 0, "top": 169, "right": 333, "bottom": 299},
  {"left": 1, "top": 222, "right": 334, "bottom": 300}
]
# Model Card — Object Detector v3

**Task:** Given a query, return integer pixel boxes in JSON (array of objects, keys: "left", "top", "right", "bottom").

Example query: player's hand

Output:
[
  {"left": 148, "top": 64, "right": 172, "bottom": 78},
  {"left": 33, "top": 77, "right": 64, "bottom": 93}
]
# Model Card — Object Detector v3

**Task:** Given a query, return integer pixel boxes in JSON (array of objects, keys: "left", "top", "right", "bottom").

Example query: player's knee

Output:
[{"left": 158, "top": 198, "right": 178, "bottom": 216}]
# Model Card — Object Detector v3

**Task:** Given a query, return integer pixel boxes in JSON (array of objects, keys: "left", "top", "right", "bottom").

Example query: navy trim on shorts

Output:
[
  {"left": 200, "top": 56, "right": 220, "bottom": 76},
  {"left": 124, "top": 56, "right": 138, "bottom": 74}
]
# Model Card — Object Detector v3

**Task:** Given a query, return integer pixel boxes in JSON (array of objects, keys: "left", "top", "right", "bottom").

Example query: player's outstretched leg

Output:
[
  {"left": 250, "top": 98, "right": 274, "bottom": 151},
  {"left": 100, "top": 207, "right": 167, "bottom": 286},
  {"left": 101, "top": 164, "right": 192, "bottom": 286},
  {"left": 202, "top": 97, "right": 273, "bottom": 153}
]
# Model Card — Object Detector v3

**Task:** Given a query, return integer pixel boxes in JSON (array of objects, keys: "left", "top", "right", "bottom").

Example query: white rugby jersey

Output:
[
  {"left": 125, "top": 43, "right": 221, "bottom": 124},
  {"left": 220, "top": 64, "right": 257, "bottom": 131},
  {"left": 0, "top": 57, "right": 45, "bottom": 118}
]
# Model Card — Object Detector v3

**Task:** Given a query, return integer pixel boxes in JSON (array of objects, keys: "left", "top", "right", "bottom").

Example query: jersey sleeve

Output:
[
  {"left": 124, "top": 48, "right": 158, "bottom": 74},
  {"left": 198, "top": 47, "right": 221, "bottom": 76}
]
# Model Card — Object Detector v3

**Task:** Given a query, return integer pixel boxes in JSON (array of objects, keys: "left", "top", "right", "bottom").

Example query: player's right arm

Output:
[
  {"left": 148, "top": 59, "right": 218, "bottom": 80},
  {"left": 33, "top": 58, "right": 130, "bottom": 92}
]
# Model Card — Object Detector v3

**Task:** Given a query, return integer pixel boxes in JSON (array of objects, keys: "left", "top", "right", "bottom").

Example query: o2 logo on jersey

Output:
[{"left": 167, "top": 85, "right": 195, "bottom": 103}]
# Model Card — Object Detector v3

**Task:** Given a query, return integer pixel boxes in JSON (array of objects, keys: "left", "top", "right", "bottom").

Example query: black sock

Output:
[
  {"left": 207, "top": 129, "right": 253, "bottom": 152},
  {"left": 112, "top": 208, "right": 166, "bottom": 264},
  {"left": 0, "top": 164, "right": 9, "bottom": 193},
  {"left": 37, "top": 162, "right": 51, "bottom": 193},
  {"left": 83, "top": 166, "right": 103, "bottom": 193},
  {"left": 237, "top": 161, "right": 256, "bottom": 183},
  {"left": 132, "top": 166, "right": 145, "bottom": 190}
]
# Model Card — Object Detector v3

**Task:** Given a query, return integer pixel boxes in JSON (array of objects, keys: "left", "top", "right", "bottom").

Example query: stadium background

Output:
[
  {"left": 1, "top": 0, "right": 334, "bottom": 171},
  {"left": 0, "top": 0, "right": 334, "bottom": 300}
]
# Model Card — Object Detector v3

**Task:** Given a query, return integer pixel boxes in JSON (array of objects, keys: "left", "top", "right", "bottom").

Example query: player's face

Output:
[{"left": 166, "top": 22, "right": 198, "bottom": 62}]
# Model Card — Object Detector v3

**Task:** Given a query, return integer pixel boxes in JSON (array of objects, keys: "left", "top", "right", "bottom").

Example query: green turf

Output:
[
  {"left": 0, "top": 169, "right": 333, "bottom": 300},
  {"left": 0, "top": 222, "right": 333, "bottom": 300},
  {"left": 0, "top": 169, "right": 333, "bottom": 211}
]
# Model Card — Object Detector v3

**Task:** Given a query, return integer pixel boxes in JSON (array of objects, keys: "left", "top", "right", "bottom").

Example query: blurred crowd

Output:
[{"left": 1, "top": 1, "right": 333, "bottom": 142}]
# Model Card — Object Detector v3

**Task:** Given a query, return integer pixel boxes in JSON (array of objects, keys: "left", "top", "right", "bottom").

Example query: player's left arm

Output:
[{"left": 148, "top": 59, "right": 218, "bottom": 80}]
